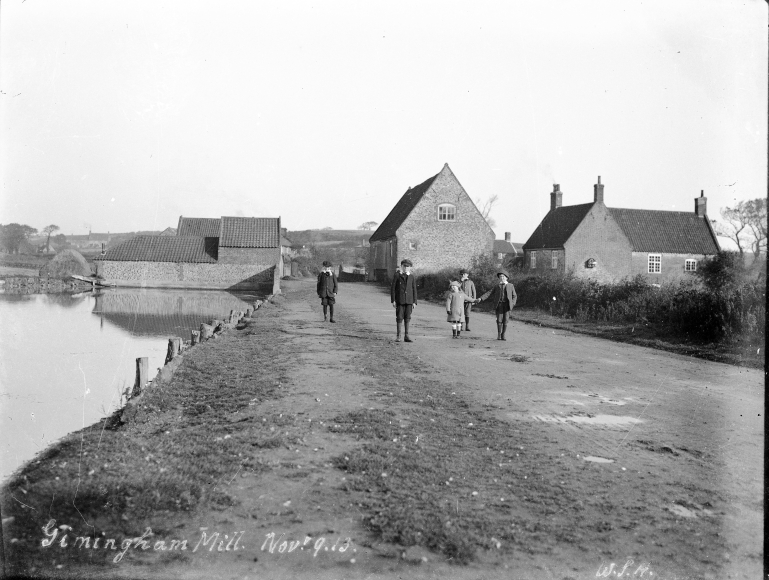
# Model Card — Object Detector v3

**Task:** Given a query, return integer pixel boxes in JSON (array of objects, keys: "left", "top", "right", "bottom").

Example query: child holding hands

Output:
[{"left": 446, "top": 281, "right": 473, "bottom": 338}]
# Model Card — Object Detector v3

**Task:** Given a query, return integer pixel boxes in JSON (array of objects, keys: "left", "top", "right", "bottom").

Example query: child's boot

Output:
[
  {"left": 323, "top": 305, "right": 328, "bottom": 322},
  {"left": 396, "top": 322, "right": 402, "bottom": 342},
  {"left": 329, "top": 304, "right": 336, "bottom": 323},
  {"left": 501, "top": 322, "right": 507, "bottom": 341},
  {"left": 404, "top": 320, "right": 413, "bottom": 342},
  {"left": 465, "top": 316, "right": 470, "bottom": 331},
  {"left": 452, "top": 328, "right": 457, "bottom": 338}
]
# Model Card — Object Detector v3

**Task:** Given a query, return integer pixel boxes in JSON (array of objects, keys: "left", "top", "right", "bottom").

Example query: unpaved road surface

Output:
[{"left": 5, "top": 278, "right": 762, "bottom": 580}]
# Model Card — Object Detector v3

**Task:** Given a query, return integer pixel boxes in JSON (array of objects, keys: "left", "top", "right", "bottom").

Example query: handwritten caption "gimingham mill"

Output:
[{"left": 41, "top": 520, "right": 353, "bottom": 564}]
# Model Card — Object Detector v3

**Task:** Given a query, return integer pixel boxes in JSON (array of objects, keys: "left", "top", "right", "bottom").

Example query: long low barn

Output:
[{"left": 94, "top": 216, "right": 282, "bottom": 291}]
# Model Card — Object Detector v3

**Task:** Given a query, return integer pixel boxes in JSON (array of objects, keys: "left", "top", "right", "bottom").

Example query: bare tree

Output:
[
  {"left": 42, "top": 224, "right": 60, "bottom": 253},
  {"left": 715, "top": 199, "right": 767, "bottom": 261},
  {"left": 476, "top": 194, "right": 499, "bottom": 229},
  {"left": 358, "top": 221, "right": 378, "bottom": 230}
]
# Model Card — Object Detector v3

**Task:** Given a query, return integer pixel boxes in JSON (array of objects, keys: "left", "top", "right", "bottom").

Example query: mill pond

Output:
[{"left": 0, "top": 287, "right": 262, "bottom": 482}]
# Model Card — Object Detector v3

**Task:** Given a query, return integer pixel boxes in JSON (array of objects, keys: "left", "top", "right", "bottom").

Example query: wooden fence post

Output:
[
  {"left": 191, "top": 330, "right": 200, "bottom": 345},
  {"left": 165, "top": 337, "right": 181, "bottom": 364},
  {"left": 133, "top": 357, "right": 148, "bottom": 397}
]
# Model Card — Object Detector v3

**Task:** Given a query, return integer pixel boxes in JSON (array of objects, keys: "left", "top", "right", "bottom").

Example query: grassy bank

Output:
[{"left": 1, "top": 297, "right": 302, "bottom": 574}]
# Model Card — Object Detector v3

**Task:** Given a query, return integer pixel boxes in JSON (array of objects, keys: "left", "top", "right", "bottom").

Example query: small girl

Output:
[{"left": 446, "top": 281, "right": 472, "bottom": 338}]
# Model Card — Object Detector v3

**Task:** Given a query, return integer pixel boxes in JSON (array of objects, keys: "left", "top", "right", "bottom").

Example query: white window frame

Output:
[
  {"left": 409, "top": 241, "right": 417, "bottom": 251},
  {"left": 648, "top": 254, "right": 661, "bottom": 274},
  {"left": 685, "top": 259, "right": 697, "bottom": 272},
  {"left": 438, "top": 204, "right": 456, "bottom": 221},
  {"left": 530, "top": 251, "right": 537, "bottom": 269},
  {"left": 551, "top": 252, "right": 558, "bottom": 269}
]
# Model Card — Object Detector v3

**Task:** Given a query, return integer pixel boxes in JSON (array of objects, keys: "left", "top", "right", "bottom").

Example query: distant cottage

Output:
[
  {"left": 523, "top": 178, "right": 720, "bottom": 283},
  {"left": 368, "top": 163, "right": 495, "bottom": 281},
  {"left": 95, "top": 216, "right": 282, "bottom": 291},
  {"left": 493, "top": 232, "right": 524, "bottom": 267}
]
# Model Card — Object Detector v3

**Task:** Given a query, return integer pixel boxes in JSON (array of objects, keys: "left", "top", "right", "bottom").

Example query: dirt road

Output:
[{"left": 5, "top": 278, "right": 762, "bottom": 580}]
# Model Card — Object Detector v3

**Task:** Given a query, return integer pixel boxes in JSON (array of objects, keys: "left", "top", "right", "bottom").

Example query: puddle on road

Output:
[
  {"left": 667, "top": 503, "right": 713, "bottom": 519},
  {"left": 561, "top": 393, "right": 628, "bottom": 406},
  {"left": 531, "top": 414, "right": 643, "bottom": 426},
  {"left": 583, "top": 456, "right": 614, "bottom": 464}
]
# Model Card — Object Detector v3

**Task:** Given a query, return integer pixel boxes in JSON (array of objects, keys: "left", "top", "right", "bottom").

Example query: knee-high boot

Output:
[
  {"left": 396, "top": 322, "right": 402, "bottom": 342},
  {"left": 501, "top": 321, "right": 508, "bottom": 341},
  {"left": 329, "top": 304, "right": 336, "bottom": 323},
  {"left": 404, "top": 320, "right": 412, "bottom": 342}
]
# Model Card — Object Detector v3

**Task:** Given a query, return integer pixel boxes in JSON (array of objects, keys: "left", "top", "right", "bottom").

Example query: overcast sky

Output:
[{"left": 1, "top": 1, "right": 766, "bottom": 244}]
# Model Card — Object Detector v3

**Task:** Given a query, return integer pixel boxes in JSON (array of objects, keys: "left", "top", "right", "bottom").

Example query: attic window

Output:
[
  {"left": 409, "top": 241, "right": 418, "bottom": 251},
  {"left": 438, "top": 204, "right": 456, "bottom": 221}
]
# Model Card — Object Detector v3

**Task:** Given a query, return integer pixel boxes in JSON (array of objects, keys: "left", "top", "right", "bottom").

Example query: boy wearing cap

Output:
[
  {"left": 390, "top": 259, "right": 417, "bottom": 342},
  {"left": 459, "top": 269, "right": 476, "bottom": 331},
  {"left": 475, "top": 270, "right": 517, "bottom": 340},
  {"left": 317, "top": 260, "right": 338, "bottom": 323},
  {"left": 446, "top": 281, "right": 473, "bottom": 338}
]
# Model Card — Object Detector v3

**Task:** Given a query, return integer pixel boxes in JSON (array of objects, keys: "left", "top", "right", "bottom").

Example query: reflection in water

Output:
[
  {"left": 0, "top": 288, "right": 260, "bottom": 483},
  {"left": 93, "top": 288, "right": 259, "bottom": 338}
]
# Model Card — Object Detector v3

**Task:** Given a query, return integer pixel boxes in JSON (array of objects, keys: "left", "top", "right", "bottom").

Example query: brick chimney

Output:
[
  {"left": 593, "top": 176, "right": 604, "bottom": 204},
  {"left": 504, "top": 232, "right": 511, "bottom": 242},
  {"left": 550, "top": 184, "right": 563, "bottom": 211},
  {"left": 695, "top": 190, "right": 707, "bottom": 217}
]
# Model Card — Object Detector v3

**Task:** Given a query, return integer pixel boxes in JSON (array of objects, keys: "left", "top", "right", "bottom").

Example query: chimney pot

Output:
[{"left": 504, "top": 232, "right": 511, "bottom": 242}]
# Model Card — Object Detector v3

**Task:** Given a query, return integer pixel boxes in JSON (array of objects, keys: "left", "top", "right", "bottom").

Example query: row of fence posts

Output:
[{"left": 130, "top": 303, "right": 260, "bottom": 399}]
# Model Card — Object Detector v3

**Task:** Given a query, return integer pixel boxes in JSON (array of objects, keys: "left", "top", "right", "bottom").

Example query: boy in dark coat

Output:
[
  {"left": 459, "top": 269, "right": 476, "bottom": 331},
  {"left": 317, "top": 260, "right": 338, "bottom": 322},
  {"left": 475, "top": 270, "right": 517, "bottom": 340},
  {"left": 390, "top": 259, "right": 417, "bottom": 342}
]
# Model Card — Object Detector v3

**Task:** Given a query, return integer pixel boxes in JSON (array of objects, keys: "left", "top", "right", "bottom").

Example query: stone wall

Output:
[
  {"left": 96, "top": 260, "right": 276, "bottom": 290},
  {"left": 218, "top": 247, "right": 281, "bottom": 265},
  {"left": 397, "top": 167, "right": 494, "bottom": 275}
]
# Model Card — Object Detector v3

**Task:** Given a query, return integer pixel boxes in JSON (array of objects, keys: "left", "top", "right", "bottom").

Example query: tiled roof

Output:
[
  {"left": 177, "top": 217, "right": 221, "bottom": 237},
  {"left": 96, "top": 236, "right": 218, "bottom": 263},
  {"left": 369, "top": 172, "right": 440, "bottom": 242},
  {"left": 608, "top": 208, "right": 720, "bottom": 254},
  {"left": 523, "top": 203, "right": 593, "bottom": 250},
  {"left": 219, "top": 217, "right": 280, "bottom": 248},
  {"left": 493, "top": 240, "right": 519, "bottom": 254}
]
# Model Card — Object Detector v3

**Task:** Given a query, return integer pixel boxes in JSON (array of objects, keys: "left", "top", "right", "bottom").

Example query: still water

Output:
[{"left": 0, "top": 288, "right": 261, "bottom": 483}]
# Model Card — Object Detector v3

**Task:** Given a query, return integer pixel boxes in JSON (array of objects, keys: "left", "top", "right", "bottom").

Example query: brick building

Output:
[
  {"left": 368, "top": 164, "right": 495, "bottom": 281},
  {"left": 95, "top": 216, "right": 282, "bottom": 290},
  {"left": 523, "top": 178, "right": 720, "bottom": 283}
]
